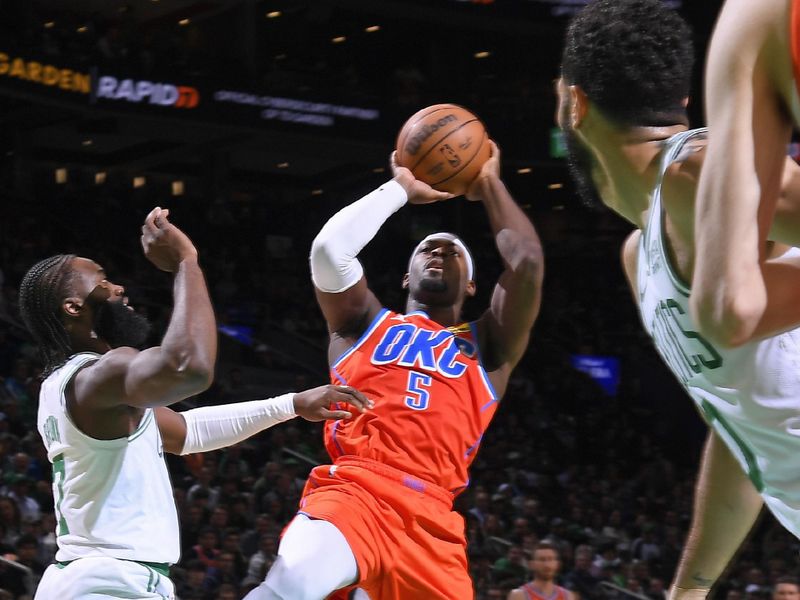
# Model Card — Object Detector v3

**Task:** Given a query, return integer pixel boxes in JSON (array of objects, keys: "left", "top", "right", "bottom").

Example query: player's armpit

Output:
[{"left": 154, "top": 406, "right": 187, "bottom": 454}]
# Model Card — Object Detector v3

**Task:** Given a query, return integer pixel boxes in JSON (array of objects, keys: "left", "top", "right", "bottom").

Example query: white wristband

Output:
[
  {"left": 310, "top": 179, "right": 408, "bottom": 293},
  {"left": 179, "top": 393, "right": 297, "bottom": 455}
]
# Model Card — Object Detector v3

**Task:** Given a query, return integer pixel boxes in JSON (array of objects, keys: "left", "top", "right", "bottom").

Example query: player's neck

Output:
[
  {"left": 69, "top": 330, "right": 111, "bottom": 355},
  {"left": 531, "top": 579, "right": 557, "bottom": 595},
  {"left": 405, "top": 299, "right": 461, "bottom": 327},
  {"left": 590, "top": 123, "right": 687, "bottom": 228}
]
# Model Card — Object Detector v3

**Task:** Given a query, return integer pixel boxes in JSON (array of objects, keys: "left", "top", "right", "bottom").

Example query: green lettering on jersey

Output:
[
  {"left": 43, "top": 416, "right": 60, "bottom": 448},
  {"left": 52, "top": 454, "right": 69, "bottom": 536},
  {"left": 656, "top": 299, "right": 723, "bottom": 374},
  {"left": 701, "top": 400, "right": 764, "bottom": 492}
]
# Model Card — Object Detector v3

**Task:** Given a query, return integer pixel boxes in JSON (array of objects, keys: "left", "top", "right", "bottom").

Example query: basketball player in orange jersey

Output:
[
  {"left": 244, "top": 142, "right": 543, "bottom": 600},
  {"left": 692, "top": 0, "right": 800, "bottom": 347},
  {"left": 508, "top": 543, "right": 575, "bottom": 600}
]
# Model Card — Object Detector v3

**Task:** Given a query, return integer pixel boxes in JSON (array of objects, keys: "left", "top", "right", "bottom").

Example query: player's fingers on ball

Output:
[{"left": 488, "top": 140, "right": 500, "bottom": 158}]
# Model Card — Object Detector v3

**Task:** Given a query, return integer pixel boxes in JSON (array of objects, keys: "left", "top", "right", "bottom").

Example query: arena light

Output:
[
  {"left": 332, "top": 36, "right": 346, "bottom": 44},
  {"left": 95, "top": 171, "right": 106, "bottom": 185},
  {"left": 44, "top": 21, "right": 55, "bottom": 29},
  {"left": 365, "top": 25, "right": 381, "bottom": 33},
  {"left": 553, "top": 205, "right": 565, "bottom": 210},
  {"left": 372, "top": 167, "right": 385, "bottom": 173},
  {"left": 311, "top": 189, "right": 324, "bottom": 196},
  {"left": 266, "top": 11, "right": 281, "bottom": 18},
  {"left": 133, "top": 176, "right": 146, "bottom": 188},
  {"left": 172, "top": 180, "right": 184, "bottom": 196},
  {"left": 474, "top": 51, "right": 491, "bottom": 59},
  {"left": 82, "top": 139, "right": 93, "bottom": 146},
  {"left": 276, "top": 162, "right": 289, "bottom": 169},
  {"left": 548, "top": 183, "right": 564, "bottom": 189},
  {"left": 517, "top": 167, "right": 532, "bottom": 174},
  {"left": 178, "top": 18, "right": 190, "bottom": 26},
  {"left": 77, "top": 25, "right": 88, "bottom": 34},
  {"left": 275, "top": 53, "right": 287, "bottom": 60},
  {"left": 55, "top": 168, "right": 67, "bottom": 184}
]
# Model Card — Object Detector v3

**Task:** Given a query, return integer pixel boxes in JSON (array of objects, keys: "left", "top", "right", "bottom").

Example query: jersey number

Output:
[
  {"left": 405, "top": 371, "right": 432, "bottom": 411},
  {"left": 52, "top": 454, "right": 69, "bottom": 536}
]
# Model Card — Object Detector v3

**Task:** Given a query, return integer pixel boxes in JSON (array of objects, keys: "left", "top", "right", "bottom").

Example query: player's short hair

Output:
[
  {"left": 561, "top": 0, "right": 694, "bottom": 127},
  {"left": 18, "top": 254, "right": 77, "bottom": 378},
  {"left": 775, "top": 577, "right": 799, "bottom": 588},
  {"left": 533, "top": 541, "right": 560, "bottom": 558}
]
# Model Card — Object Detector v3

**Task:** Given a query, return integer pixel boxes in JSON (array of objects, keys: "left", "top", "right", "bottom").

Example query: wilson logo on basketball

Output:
[{"left": 405, "top": 114, "right": 458, "bottom": 156}]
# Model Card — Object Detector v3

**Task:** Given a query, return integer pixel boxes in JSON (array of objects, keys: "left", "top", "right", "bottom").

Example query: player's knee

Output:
[{"left": 263, "top": 556, "right": 334, "bottom": 600}]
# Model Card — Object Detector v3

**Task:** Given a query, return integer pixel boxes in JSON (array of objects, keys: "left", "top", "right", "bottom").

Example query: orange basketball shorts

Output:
[{"left": 297, "top": 456, "right": 474, "bottom": 600}]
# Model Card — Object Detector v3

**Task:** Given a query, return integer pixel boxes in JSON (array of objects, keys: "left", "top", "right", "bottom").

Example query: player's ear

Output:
[
  {"left": 569, "top": 85, "right": 589, "bottom": 129},
  {"left": 682, "top": 96, "right": 690, "bottom": 108},
  {"left": 466, "top": 280, "right": 476, "bottom": 298},
  {"left": 402, "top": 273, "right": 410, "bottom": 290}
]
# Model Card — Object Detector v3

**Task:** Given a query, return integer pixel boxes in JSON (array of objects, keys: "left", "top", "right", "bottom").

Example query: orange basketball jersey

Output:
[
  {"left": 521, "top": 584, "right": 570, "bottom": 600},
  {"left": 324, "top": 309, "right": 498, "bottom": 495}
]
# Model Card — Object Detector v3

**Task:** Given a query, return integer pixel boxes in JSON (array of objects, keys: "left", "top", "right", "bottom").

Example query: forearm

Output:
[
  {"left": 692, "top": 139, "right": 766, "bottom": 347},
  {"left": 310, "top": 179, "right": 407, "bottom": 293},
  {"left": 476, "top": 175, "right": 542, "bottom": 271},
  {"left": 159, "top": 257, "right": 217, "bottom": 377},
  {"left": 671, "top": 432, "right": 763, "bottom": 596},
  {"left": 179, "top": 394, "right": 297, "bottom": 454}
]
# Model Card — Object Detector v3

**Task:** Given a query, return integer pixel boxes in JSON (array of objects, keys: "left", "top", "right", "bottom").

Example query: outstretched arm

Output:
[
  {"left": 669, "top": 431, "right": 763, "bottom": 600},
  {"left": 311, "top": 170, "right": 452, "bottom": 345},
  {"left": 471, "top": 143, "right": 544, "bottom": 372},
  {"left": 691, "top": 0, "right": 793, "bottom": 347},
  {"left": 74, "top": 208, "right": 217, "bottom": 409},
  {"left": 156, "top": 385, "right": 372, "bottom": 454}
]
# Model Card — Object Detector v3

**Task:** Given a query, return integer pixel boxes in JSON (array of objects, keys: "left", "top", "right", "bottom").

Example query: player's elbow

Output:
[
  {"left": 690, "top": 293, "right": 762, "bottom": 349},
  {"left": 513, "top": 242, "right": 544, "bottom": 283},
  {"left": 163, "top": 352, "right": 215, "bottom": 393}
]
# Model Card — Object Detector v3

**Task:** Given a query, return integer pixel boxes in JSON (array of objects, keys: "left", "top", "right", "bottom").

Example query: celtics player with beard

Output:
[
  {"left": 559, "top": 2, "right": 800, "bottom": 599},
  {"left": 20, "top": 207, "right": 370, "bottom": 599}
]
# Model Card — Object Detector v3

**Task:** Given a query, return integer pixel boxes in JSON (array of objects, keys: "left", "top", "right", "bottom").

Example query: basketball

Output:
[{"left": 395, "top": 104, "right": 491, "bottom": 196}]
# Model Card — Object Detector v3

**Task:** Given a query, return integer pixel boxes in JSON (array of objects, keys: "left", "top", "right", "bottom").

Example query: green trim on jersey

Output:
[
  {"left": 127, "top": 409, "right": 154, "bottom": 442},
  {"left": 657, "top": 203, "right": 690, "bottom": 297},
  {"left": 701, "top": 400, "right": 765, "bottom": 492}
]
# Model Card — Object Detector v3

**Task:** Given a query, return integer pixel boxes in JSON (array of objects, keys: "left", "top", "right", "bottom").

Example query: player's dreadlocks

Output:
[{"left": 19, "top": 254, "right": 78, "bottom": 378}]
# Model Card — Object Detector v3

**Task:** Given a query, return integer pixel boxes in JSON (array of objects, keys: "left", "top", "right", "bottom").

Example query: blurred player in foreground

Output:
[
  {"left": 558, "top": 1, "right": 800, "bottom": 599},
  {"left": 693, "top": 0, "right": 800, "bottom": 347}
]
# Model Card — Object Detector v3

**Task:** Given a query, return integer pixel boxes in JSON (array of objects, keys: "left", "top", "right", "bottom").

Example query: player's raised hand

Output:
[
  {"left": 391, "top": 151, "right": 455, "bottom": 205},
  {"left": 140, "top": 207, "right": 198, "bottom": 273},
  {"left": 293, "top": 385, "right": 374, "bottom": 422},
  {"left": 466, "top": 140, "right": 501, "bottom": 202}
]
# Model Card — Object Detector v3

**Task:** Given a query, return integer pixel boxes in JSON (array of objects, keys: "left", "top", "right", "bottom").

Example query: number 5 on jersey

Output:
[{"left": 405, "top": 371, "right": 432, "bottom": 410}]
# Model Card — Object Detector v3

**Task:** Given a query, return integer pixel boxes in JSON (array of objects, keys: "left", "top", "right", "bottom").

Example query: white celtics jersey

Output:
[
  {"left": 638, "top": 128, "right": 800, "bottom": 538},
  {"left": 37, "top": 353, "right": 180, "bottom": 563}
]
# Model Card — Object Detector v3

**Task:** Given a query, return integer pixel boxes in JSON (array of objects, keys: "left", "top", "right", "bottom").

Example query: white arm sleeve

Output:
[
  {"left": 179, "top": 394, "right": 296, "bottom": 455},
  {"left": 310, "top": 179, "right": 408, "bottom": 293}
]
